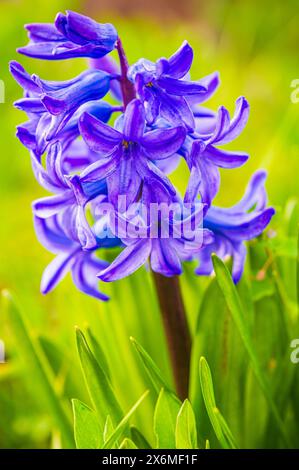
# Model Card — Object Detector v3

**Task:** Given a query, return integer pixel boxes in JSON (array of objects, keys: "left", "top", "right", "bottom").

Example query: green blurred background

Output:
[{"left": 0, "top": 0, "right": 299, "bottom": 448}]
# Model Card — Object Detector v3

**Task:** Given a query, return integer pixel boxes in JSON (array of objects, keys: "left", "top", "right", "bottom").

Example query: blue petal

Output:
[
  {"left": 157, "top": 76, "right": 207, "bottom": 96},
  {"left": 9, "top": 61, "right": 40, "bottom": 93},
  {"left": 164, "top": 40, "right": 193, "bottom": 79},
  {"left": 122, "top": 99, "right": 145, "bottom": 141},
  {"left": 141, "top": 125, "right": 186, "bottom": 160},
  {"left": 41, "top": 250, "right": 77, "bottom": 294},
  {"left": 79, "top": 112, "right": 122, "bottom": 154},
  {"left": 203, "top": 145, "right": 249, "bottom": 168},
  {"left": 98, "top": 239, "right": 152, "bottom": 281},
  {"left": 55, "top": 11, "right": 117, "bottom": 48},
  {"left": 33, "top": 191, "right": 75, "bottom": 218},
  {"left": 71, "top": 253, "right": 109, "bottom": 301},
  {"left": 150, "top": 239, "right": 182, "bottom": 276},
  {"left": 34, "top": 215, "right": 74, "bottom": 253},
  {"left": 215, "top": 97, "right": 249, "bottom": 145}
]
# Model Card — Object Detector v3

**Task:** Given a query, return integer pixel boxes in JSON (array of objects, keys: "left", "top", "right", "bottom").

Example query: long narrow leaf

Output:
[
  {"left": 175, "top": 399, "right": 198, "bottom": 449},
  {"left": 3, "top": 291, "right": 74, "bottom": 447},
  {"left": 212, "top": 255, "right": 290, "bottom": 447},
  {"left": 153, "top": 388, "right": 181, "bottom": 449},
  {"left": 72, "top": 399, "right": 102, "bottom": 449},
  {"left": 130, "top": 337, "right": 173, "bottom": 393},
  {"left": 199, "top": 356, "right": 238, "bottom": 449},
  {"left": 76, "top": 328, "right": 122, "bottom": 428},
  {"left": 102, "top": 390, "right": 149, "bottom": 449}
]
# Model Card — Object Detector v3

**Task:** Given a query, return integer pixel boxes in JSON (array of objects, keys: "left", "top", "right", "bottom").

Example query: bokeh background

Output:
[{"left": 0, "top": 0, "right": 299, "bottom": 448}]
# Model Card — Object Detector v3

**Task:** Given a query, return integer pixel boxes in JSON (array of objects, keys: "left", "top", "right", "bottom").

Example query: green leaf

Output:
[
  {"left": 119, "top": 438, "right": 138, "bottom": 449},
  {"left": 213, "top": 407, "right": 239, "bottom": 449},
  {"left": 76, "top": 328, "right": 122, "bottom": 428},
  {"left": 130, "top": 426, "right": 152, "bottom": 449},
  {"left": 86, "top": 327, "right": 111, "bottom": 382},
  {"left": 154, "top": 388, "right": 181, "bottom": 449},
  {"left": 102, "top": 390, "right": 149, "bottom": 449},
  {"left": 130, "top": 336, "right": 173, "bottom": 393},
  {"left": 205, "top": 439, "right": 210, "bottom": 449},
  {"left": 212, "top": 255, "right": 290, "bottom": 447},
  {"left": 175, "top": 399, "right": 197, "bottom": 449},
  {"left": 199, "top": 357, "right": 237, "bottom": 449},
  {"left": 72, "top": 399, "right": 102, "bottom": 449},
  {"left": 3, "top": 291, "right": 74, "bottom": 447},
  {"left": 103, "top": 415, "right": 114, "bottom": 443}
]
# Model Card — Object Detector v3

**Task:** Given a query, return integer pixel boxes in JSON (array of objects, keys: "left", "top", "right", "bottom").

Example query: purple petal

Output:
[
  {"left": 122, "top": 99, "right": 145, "bottom": 141},
  {"left": 207, "top": 207, "right": 275, "bottom": 240},
  {"left": 14, "top": 98, "right": 45, "bottom": 114},
  {"left": 33, "top": 191, "right": 75, "bottom": 218},
  {"left": 159, "top": 93, "right": 195, "bottom": 130},
  {"left": 229, "top": 170, "right": 267, "bottom": 212},
  {"left": 144, "top": 91, "right": 160, "bottom": 124},
  {"left": 150, "top": 239, "right": 182, "bottom": 276},
  {"left": 141, "top": 125, "right": 186, "bottom": 160},
  {"left": 198, "top": 158, "right": 220, "bottom": 206},
  {"left": 166, "top": 41, "right": 193, "bottom": 79},
  {"left": 72, "top": 253, "right": 109, "bottom": 301},
  {"left": 30, "top": 153, "right": 63, "bottom": 192},
  {"left": 157, "top": 76, "right": 207, "bottom": 96},
  {"left": 25, "top": 23, "right": 64, "bottom": 42},
  {"left": 156, "top": 153, "right": 180, "bottom": 175},
  {"left": 80, "top": 147, "right": 120, "bottom": 183},
  {"left": 208, "top": 106, "right": 230, "bottom": 144},
  {"left": 142, "top": 160, "right": 177, "bottom": 198},
  {"left": 184, "top": 164, "right": 202, "bottom": 203},
  {"left": 75, "top": 206, "right": 97, "bottom": 250},
  {"left": 41, "top": 250, "right": 77, "bottom": 294},
  {"left": 46, "top": 142, "right": 67, "bottom": 187},
  {"left": 231, "top": 242, "right": 247, "bottom": 283},
  {"left": 107, "top": 156, "right": 142, "bottom": 208},
  {"left": 90, "top": 55, "right": 122, "bottom": 101},
  {"left": 55, "top": 11, "right": 117, "bottom": 49},
  {"left": 98, "top": 239, "right": 152, "bottom": 281},
  {"left": 79, "top": 112, "right": 122, "bottom": 154},
  {"left": 215, "top": 97, "right": 249, "bottom": 145},
  {"left": 187, "top": 72, "right": 220, "bottom": 106},
  {"left": 203, "top": 146, "right": 249, "bottom": 168},
  {"left": 9, "top": 61, "right": 40, "bottom": 93},
  {"left": 34, "top": 215, "right": 74, "bottom": 253}
]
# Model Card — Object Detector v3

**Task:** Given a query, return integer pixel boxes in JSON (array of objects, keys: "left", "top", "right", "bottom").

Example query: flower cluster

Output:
[{"left": 11, "top": 10, "right": 274, "bottom": 299}]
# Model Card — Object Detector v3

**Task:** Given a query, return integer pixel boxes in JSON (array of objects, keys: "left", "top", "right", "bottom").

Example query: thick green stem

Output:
[{"left": 152, "top": 273, "right": 191, "bottom": 400}]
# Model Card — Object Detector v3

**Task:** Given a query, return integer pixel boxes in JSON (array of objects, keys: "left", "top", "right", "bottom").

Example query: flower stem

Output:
[
  {"left": 116, "top": 38, "right": 136, "bottom": 108},
  {"left": 152, "top": 272, "right": 191, "bottom": 400}
]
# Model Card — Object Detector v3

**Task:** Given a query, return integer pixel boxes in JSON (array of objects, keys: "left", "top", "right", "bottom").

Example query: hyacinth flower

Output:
[
  {"left": 34, "top": 214, "right": 118, "bottom": 301},
  {"left": 97, "top": 198, "right": 214, "bottom": 281},
  {"left": 196, "top": 170, "right": 275, "bottom": 282},
  {"left": 31, "top": 142, "right": 108, "bottom": 250},
  {"left": 16, "top": 99, "right": 117, "bottom": 157},
  {"left": 128, "top": 40, "right": 220, "bottom": 130},
  {"left": 184, "top": 96, "right": 250, "bottom": 206},
  {"left": 79, "top": 98, "right": 186, "bottom": 207},
  {"left": 11, "top": 61, "right": 114, "bottom": 141},
  {"left": 12, "top": 10, "right": 275, "bottom": 400},
  {"left": 18, "top": 11, "right": 118, "bottom": 60}
]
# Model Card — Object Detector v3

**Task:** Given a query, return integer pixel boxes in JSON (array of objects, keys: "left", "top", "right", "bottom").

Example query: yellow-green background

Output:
[{"left": 0, "top": 0, "right": 298, "bottom": 448}]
